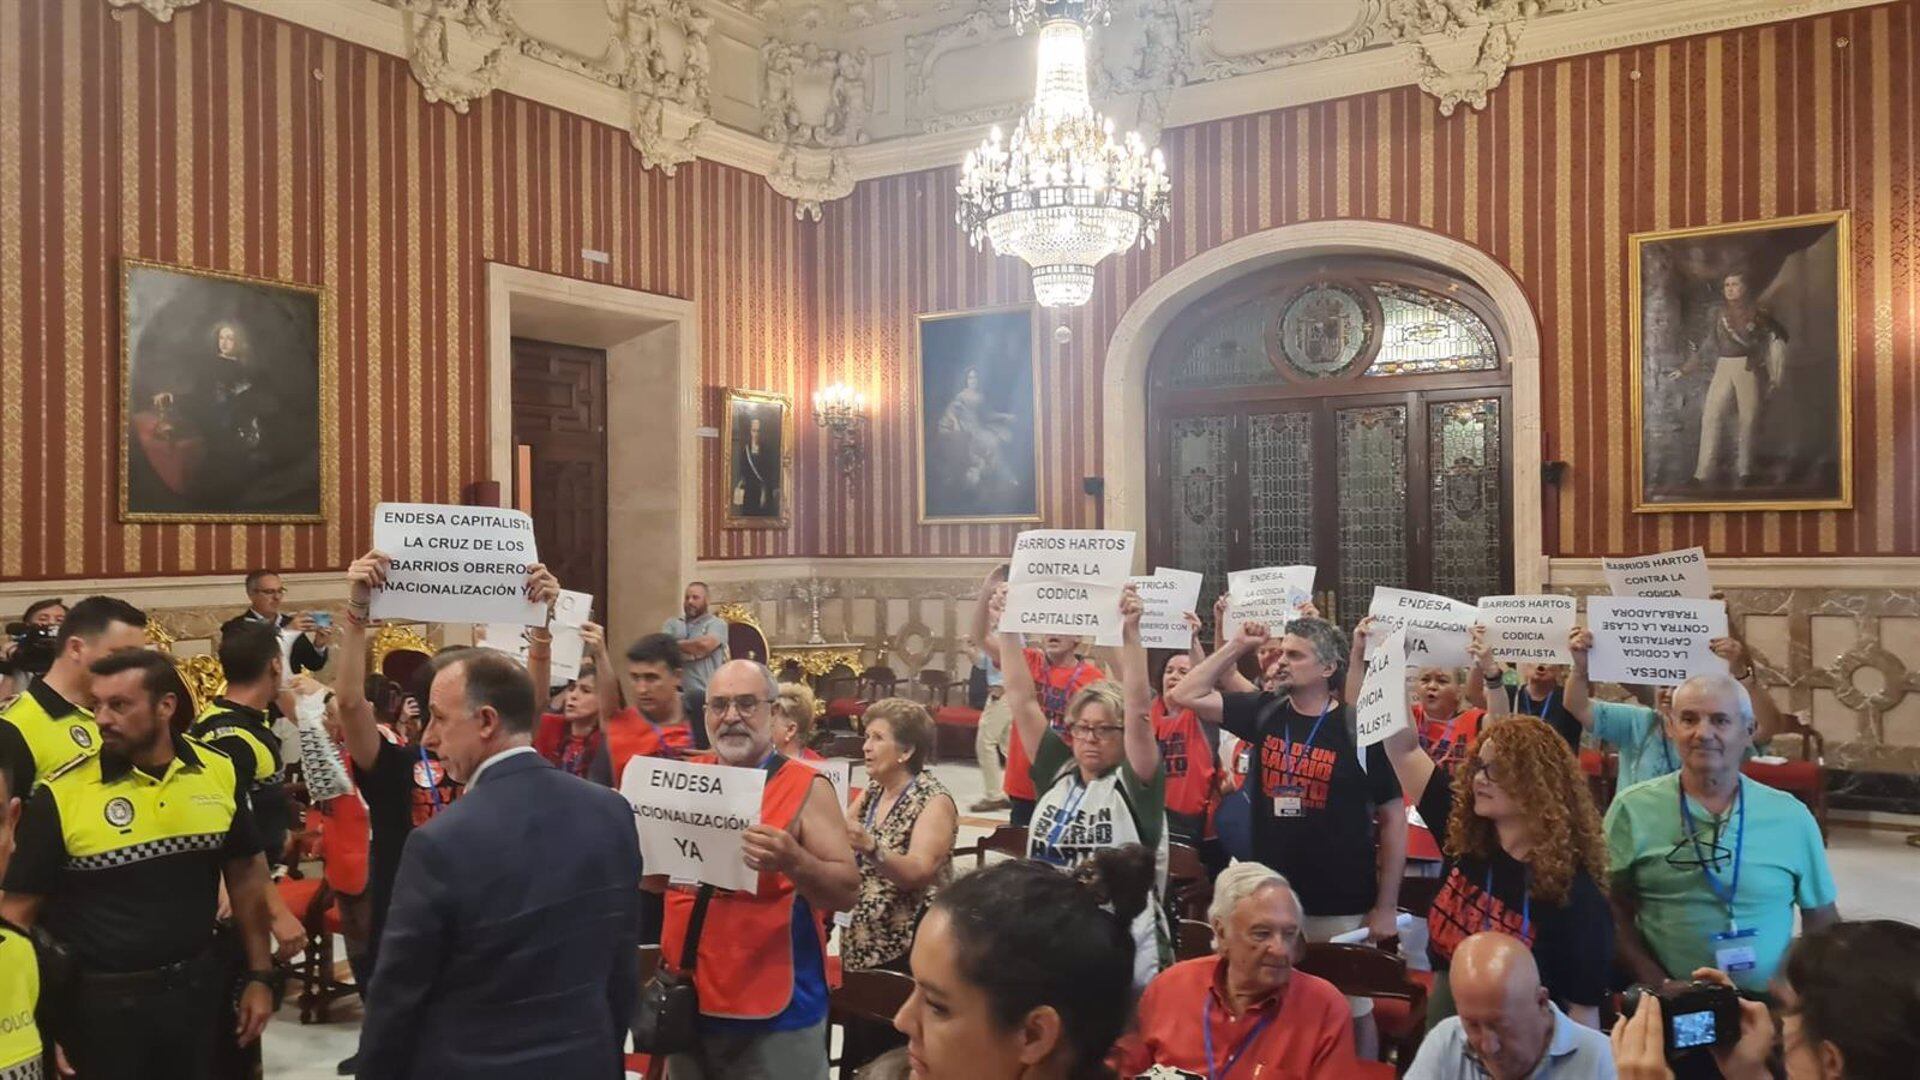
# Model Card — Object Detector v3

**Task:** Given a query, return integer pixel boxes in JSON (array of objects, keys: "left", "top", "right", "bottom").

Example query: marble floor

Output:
[{"left": 262, "top": 759, "right": 1920, "bottom": 1078}]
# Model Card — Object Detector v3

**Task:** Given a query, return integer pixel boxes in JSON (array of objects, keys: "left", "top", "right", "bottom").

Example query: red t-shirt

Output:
[
  {"left": 602, "top": 706, "right": 695, "bottom": 787},
  {"left": 1116, "top": 956, "right": 1356, "bottom": 1079},
  {"left": 534, "top": 712, "right": 605, "bottom": 778},
  {"left": 1152, "top": 698, "right": 1217, "bottom": 824},
  {"left": 1003, "top": 648, "right": 1104, "bottom": 801},
  {"left": 1414, "top": 703, "right": 1485, "bottom": 772}
]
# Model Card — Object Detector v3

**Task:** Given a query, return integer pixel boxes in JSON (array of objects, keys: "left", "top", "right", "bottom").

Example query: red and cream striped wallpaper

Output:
[
  {"left": 0, "top": 0, "right": 815, "bottom": 581},
  {"left": 2, "top": 0, "right": 1916, "bottom": 580},
  {"left": 809, "top": 0, "right": 1920, "bottom": 560}
]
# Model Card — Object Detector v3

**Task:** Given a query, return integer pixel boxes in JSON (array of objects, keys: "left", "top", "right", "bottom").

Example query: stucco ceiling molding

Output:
[
  {"left": 108, "top": 0, "right": 202, "bottom": 21},
  {"left": 762, "top": 38, "right": 870, "bottom": 216},
  {"left": 903, "top": 7, "right": 1022, "bottom": 135}
]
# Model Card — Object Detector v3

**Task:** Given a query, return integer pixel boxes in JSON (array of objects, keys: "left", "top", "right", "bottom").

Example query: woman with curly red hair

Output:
[{"left": 1380, "top": 700, "right": 1613, "bottom": 1031}]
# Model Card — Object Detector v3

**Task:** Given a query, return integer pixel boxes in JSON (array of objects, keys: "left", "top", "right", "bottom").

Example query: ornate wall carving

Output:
[
  {"left": 107, "top": 0, "right": 201, "bottom": 21},
  {"left": 400, "top": 0, "right": 514, "bottom": 114},
  {"left": 904, "top": 7, "right": 1020, "bottom": 135},
  {"left": 760, "top": 39, "right": 868, "bottom": 218}
]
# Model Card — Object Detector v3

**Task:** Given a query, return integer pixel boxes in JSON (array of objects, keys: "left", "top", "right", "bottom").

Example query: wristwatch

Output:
[{"left": 244, "top": 969, "right": 283, "bottom": 991}]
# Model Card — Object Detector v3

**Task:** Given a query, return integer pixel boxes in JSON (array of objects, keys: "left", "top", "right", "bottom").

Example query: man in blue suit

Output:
[{"left": 356, "top": 647, "right": 642, "bottom": 1079}]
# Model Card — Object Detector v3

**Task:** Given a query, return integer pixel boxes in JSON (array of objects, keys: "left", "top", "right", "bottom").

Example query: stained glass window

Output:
[
  {"left": 1156, "top": 298, "right": 1279, "bottom": 390},
  {"left": 1170, "top": 415, "right": 1233, "bottom": 638},
  {"left": 1363, "top": 282, "right": 1499, "bottom": 376},
  {"left": 1335, "top": 405, "right": 1408, "bottom": 631},
  {"left": 1248, "top": 411, "right": 1315, "bottom": 570},
  {"left": 1428, "top": 398, "right": 1504, "bottom": 605}
]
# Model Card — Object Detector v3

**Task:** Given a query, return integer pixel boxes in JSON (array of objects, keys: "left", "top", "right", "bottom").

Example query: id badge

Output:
[
  {"left": 1711, "top": 927, "right": 1759, "bottom": 973},
  {"left": 833, "top": 909, "right": 854, "bottom": 929},
  {"left": 1272, "top": 786, "right": 1306, "bottom": 818}
]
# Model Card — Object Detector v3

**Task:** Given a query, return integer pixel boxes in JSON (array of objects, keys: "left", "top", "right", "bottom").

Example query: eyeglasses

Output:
[
  {"left": 1462, "top": 758, "right": 1506, "bottom": 786},
  {"left": 1069, "top": 723, "right": 1126, "bottom": 742},
  {"left": 706, "top": 695, "right": 767, "bottom": 716}
]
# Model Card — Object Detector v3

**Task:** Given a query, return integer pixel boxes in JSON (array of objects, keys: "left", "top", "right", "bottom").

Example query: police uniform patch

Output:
[
  {"left": 69, "top": 725, "right": 93, "bottom": 749},
  {"left": 103, "top": 796, "right": 135, "bottom": 827}
]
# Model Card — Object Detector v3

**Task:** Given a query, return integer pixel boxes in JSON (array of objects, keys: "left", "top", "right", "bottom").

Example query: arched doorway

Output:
[{"left": 1146, "top": 256, "right": 1514, "bottom": 631}]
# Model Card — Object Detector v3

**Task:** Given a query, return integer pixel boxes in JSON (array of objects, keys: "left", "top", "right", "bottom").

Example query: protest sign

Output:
[
  {"left": 999, "top": 529, "right": 1136, "bottom": 641},
  {"left": 1477, "top": 595, "right": 1578, "bottom": 665},
  {"left": 1366, "top": 587, "right": 1479, "bottom": 668},
  {"left": 478, "top": 623, "right": 586, "bottom": 683},
  {"left": 1603, "top": 547, "right": 1712, "bottom": 599},
  {"left": 552, "top": 589, "right": 593, "bottom": 629},
  {"left": 1226, "top": 566, "right": 1316, "bottom": 632},
  {"left": 1127, "top": 568, "right": 1205, "bottom": 650},
  {"left": 369, "top": 503, "right": 545, "bottom": 625},
  {"left": 1354, "top": 625, "right": 1411, "bottom": 748},
  {"left": 1585, "top": 597, "right": 1729, "bottom": 687},
  {"left": 620, "top": 756, "right": 765, "bottom": 892},
  {"left": 795, "top": 756, "right": 854, "bottom": 808}
]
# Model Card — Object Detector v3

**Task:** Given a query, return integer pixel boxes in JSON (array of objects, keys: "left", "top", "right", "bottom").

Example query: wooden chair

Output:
[
  {"left": 1166, "top": 841, "right": 1211, "bottom": 921},
  {"left": 715, "top": 602, "right": 771, "bottom": 665},
  {"left": 916, "top": 668, "right": 969, "bottom": 706},
  {"left": 953, "top": 824, "right": 1029, "bottom": 868},
  {"left": 859, "top": 665, "right": 900, "bottom": 701},
  {"left": 277, "top": 878, "right": 360, "bottom": 1024},
  {"left": 829, "top": 968, "right": 916, "bottom": 1077},
  {"left": 1746, "top": 712, "right": 1828, "bottom": 841},
  {"left": 1296, "top": 942, "right": 1427, "bottom": 1066},
  {"left": 1175, "top": 918, "right": 1214, "bottom": 961},
  {"left": 821, "top": 664, "right": 866, "bottom": 729}
]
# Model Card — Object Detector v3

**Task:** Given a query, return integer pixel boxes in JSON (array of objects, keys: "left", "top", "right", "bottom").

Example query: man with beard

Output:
[
  {"left": 652, "top": 659, "right": 858, "bottom": 1080},
  {"left": 1170, "top": 615, "right": 1405, "bottom": 1061},
  {"left": 663, "top": 582, "right": 729, "bottom": 739},
  {"left": 1, "top": 648, "right": 277, "bottom": 1079}
]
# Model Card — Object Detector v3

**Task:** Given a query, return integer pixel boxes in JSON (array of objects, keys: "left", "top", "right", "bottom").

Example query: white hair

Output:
[
  {"left": 1674, "top": 672, "right": 1755, "bottom": 730},
  {"left": 1207, "top": 861, "right": 1302, "bottom": 935}
]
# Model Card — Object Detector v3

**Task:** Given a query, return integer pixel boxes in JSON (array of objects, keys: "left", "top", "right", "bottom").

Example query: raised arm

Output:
[
  {"left": 1466, "top": 625, "right": 1510, "bottom": 713},
  {"left": 580, "top": 621, "right": 617, "bottom": 727},
  {"left": 1208, "top": 594, "right": 1257, "bottom": 694},
  {"left": 1169, "top": 619, "right": 1270, "bottom": 725},
  {"left": 1567, "top": 626, "right": 1598, "bottom": 731},
  {"left": 992, "top": 586, "right": 1050, "bottom": 758},
  {"left": 1380, "top": 714, "right": 1435, "bottom": 807},
  {"left": 520, "top": 563, "right": 561, "bottom": 699},
  {"left": 1115, "top": 586, "right": 1161, "bottom": 784},
  {"left": 1345, "top": 616, "right": 1374, "bottom": 717},
  {"left": 338, "top": 551, "right": 390, "bottom": 771}
]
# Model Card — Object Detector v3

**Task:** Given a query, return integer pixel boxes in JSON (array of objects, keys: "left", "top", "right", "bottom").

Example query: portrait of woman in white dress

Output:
[{"left": 916, "top": 307, "right": 1040, "bottom": 522}]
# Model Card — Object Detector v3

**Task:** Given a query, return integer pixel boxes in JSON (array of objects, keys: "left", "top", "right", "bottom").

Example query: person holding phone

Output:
[{"left": 222, "top": 569, "right": 332, "bottom": 675}]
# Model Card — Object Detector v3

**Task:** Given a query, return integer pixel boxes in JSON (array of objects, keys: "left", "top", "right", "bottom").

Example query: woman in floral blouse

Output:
[{"left": 843, "top": 698, "right": 958, "bottom": 972}]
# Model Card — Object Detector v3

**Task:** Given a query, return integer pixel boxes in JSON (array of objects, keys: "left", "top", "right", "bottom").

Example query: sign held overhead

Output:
[{"left": 369, "top": 502, "right": 546, "bottom": 626}]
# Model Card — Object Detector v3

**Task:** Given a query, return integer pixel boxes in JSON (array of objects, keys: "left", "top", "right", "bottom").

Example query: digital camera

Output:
[
  {"left": 4, "top": 622, "right": 59, "bottom": 677},
  {"left": 1621, "top": 980, "right": 1743, "bottom": 1060}
]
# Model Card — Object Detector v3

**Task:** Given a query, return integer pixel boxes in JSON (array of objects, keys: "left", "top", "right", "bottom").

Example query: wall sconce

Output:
[{"left": 812, "top": 382, "right": 867, "bottom": 478}]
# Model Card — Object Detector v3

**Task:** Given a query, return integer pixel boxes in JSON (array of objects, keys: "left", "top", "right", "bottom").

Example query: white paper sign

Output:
[
  {"left": 1366, "top": 588, "right": 1480, "bottom": 669},
  {"left": 478, "top": 623, "right": 586, "bottom": 683},
  {"left": 795, "top": 756, "right": 854, "bottom": 808},
  {"left": 1127, "top": 568, "right": 1205, "bottom": 650},
  {"left": 1477, "top": 595, "right": 1578, "bottom": 665},
  {"left": 552, "top": 589, "right": 593, "bottom": 629},
  {"left": 1585, "top": 597, "right": 1730, "bottom": 687},
  {"left": 277, "top": 630, "right": 302, "bottom": 689},
  {"left": 1226, "top": 566, "right": 1316, "bottom": 632},
  {"left": 1354, "top": 625, "right": 1411, "bottom": 748},
  {"left": 1000, "top": 530, "right": 1136, "bottom": 641},
  {"left": 620, "top": 756, "right": 765, "bottom": 892},
  {"left": 1603, "top": 547, "right": 1712, "bottom": 599},
  {"left": 370, "top": 503, "right": 545, "bottom": 625}
]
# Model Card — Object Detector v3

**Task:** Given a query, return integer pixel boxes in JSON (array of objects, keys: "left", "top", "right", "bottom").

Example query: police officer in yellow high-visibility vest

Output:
[
  {"left": 0, "top": 597, "right": 148, "bottom": 798},
  {"left": 191, "top": 621, "right": 293, "bottom": 868},
  {"left": 0, "top": 756, "right": 43, "bottom": 1080},
  {"left": 0, "top": 649, "right": 277, "bottom": 1080}
]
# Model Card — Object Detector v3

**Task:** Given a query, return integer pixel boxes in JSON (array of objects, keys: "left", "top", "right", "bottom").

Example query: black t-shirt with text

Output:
[
  {"left": 1220, "top": 692, "right": 1401, "bottom": 915},
  {"left": 1510, "top": 687, "right": 1582, "bottom": 754},
  {"left": 1417, "top": 768, "right": 1612, "bottom": 1008}
]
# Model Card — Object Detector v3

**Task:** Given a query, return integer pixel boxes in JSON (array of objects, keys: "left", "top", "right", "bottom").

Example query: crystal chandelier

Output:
[{"left": 956, "top": 0, "right": 1172, "bottom": 308}]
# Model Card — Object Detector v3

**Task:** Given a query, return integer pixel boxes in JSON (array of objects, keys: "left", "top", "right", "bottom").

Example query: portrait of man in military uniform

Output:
[
  {"left": 1630, "top": 212, "right": 1853, "bottom": 512},
  {"left": 121, "top": 260, "right": 330, "bottom": 522}
]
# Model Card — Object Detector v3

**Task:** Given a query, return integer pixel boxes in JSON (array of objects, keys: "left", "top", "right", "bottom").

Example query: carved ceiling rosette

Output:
[
  {"left": 761, "top": 39, "right": 868, "bottom": 219},
  {"left": 1384, "top": 0, "right": 1615, "bottom": 115},
  {"left": 612, "top": 0, "right": 715, "bottom": 174}
]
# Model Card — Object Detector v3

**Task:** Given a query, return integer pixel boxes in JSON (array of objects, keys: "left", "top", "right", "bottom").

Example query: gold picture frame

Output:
[
  {"left": 914, "top": 303, "right": 1043, "bottom": 524},
  {"left": 120, "top": 257, "right": 335, "bottom": 523},
  {"left": 1628, "top": 210, "right": 1853, "bottom": 513},
  {"left": 722, "top": 388, "right": 794, "bottom": 530}
]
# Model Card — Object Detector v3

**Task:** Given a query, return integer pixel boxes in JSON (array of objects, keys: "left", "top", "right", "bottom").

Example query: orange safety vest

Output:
[
  {"left": 603, "top": 707, "right": 694, "bottom": 787},
  {"left": 660, "top": 753, "right": 824, "bottom": 1020}
]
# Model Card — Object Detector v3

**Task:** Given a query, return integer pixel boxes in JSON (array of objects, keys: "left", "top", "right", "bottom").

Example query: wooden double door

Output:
[
  {"left": 1151, "top": 386, "right": 1512, "bottom": 633},
  {"left": 511, "top": 338, "right": 609, "bottom": 625}
]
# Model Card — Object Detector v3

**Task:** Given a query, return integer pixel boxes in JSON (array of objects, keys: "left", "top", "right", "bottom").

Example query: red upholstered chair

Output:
[
  {"left": 916, "top": 668, "right": 969, "bottom": 706},
  {"left": 1175, "top": 919, "right": 1214, "bottom": 961},
  {"left": 1296, "top": 942, "right": 1428, "bottom": 1067},
  {"left": 277, "top": 877, "right": 360, "bottom": 1024},
  {"left": 821, "top": 664, "right": 866, "bottom": 730},
  {"left": 932, "top": 705, "right": 982, "bottom": 762},
  {"left": 1745, "top": 712, "right": 1828, "bottom": 842},
  {"left": 1579, "top": 747, "right": 1619, "bottom": 809}
]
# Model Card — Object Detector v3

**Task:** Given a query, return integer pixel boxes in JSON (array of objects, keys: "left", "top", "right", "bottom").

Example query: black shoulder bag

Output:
[{"left": 631, "top": 884, "right": 715, "bottom": 1055}]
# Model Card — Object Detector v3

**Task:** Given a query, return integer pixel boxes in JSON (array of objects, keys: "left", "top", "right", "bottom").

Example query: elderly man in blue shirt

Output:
[{"left": 1407, "top": 932, "right": 1614, "bottom": 1079}]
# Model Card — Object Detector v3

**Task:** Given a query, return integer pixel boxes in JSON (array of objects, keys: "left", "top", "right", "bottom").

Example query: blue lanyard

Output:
[
  {"left": 864, "top": 775, "right": 918, "bottom": 834},
  {"left": 1483, "top": 864, "right": 1532, "bottom": 937},
  {"left": 1519, "top": 690, "right": 1557, "bottom": 720},
  {"left": 1280, "top": 701, "right": 1332, "bottom": 788},
  {"left": 1201, "top": 995, "right": 1278, "bottom": 1080},
  {"left": 1679, "top": 779, "right": 1746, "bottom": 928},
  {"left": 417, "top": 744, "right": 444, "bottom": 808},
  {"left": 1042, "top": 778, "right": 1090, "bottom": 854}
]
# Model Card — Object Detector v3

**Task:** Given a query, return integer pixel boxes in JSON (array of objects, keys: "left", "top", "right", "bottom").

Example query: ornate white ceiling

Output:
[{"left": 149, "top": 0, "right": 1885, "bottom": 217}]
